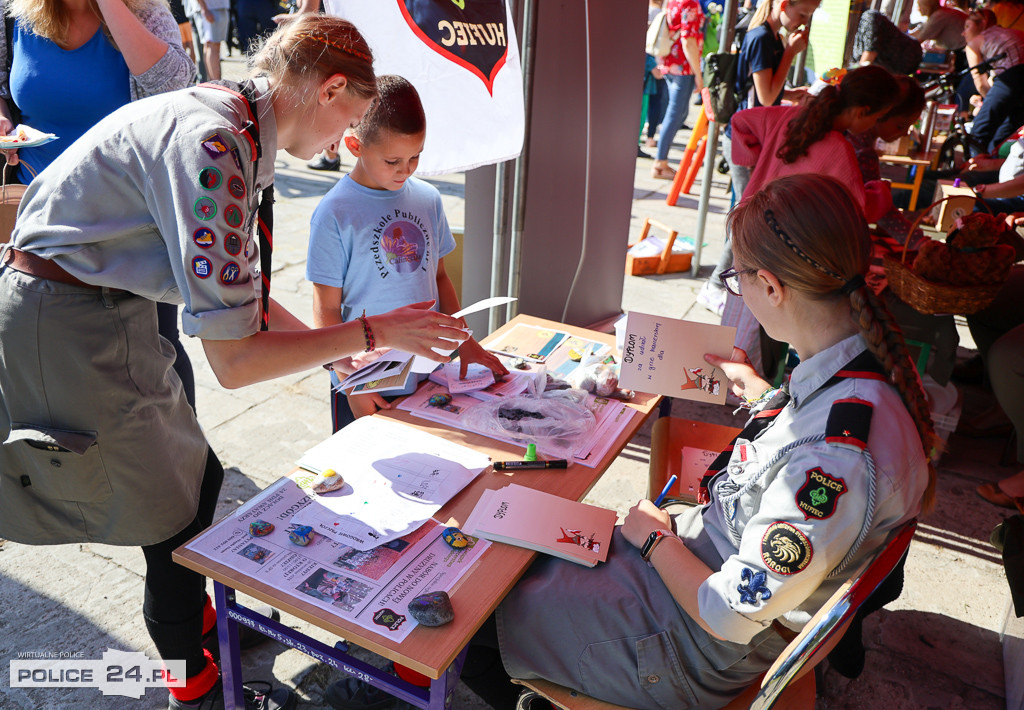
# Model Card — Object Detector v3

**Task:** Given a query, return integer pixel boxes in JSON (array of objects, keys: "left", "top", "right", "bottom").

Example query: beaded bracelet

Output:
[
  {"left": 738, "top": 386, "right": 779, "bottom": 410},
  {"left": 357, "top": 310, "right": 375, "bottom": 352}
]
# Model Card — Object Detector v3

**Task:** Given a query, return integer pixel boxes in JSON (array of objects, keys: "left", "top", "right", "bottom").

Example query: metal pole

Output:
[
  {"left": 690, "top": 0, "right": 737, "bottom": 277},
  {"left": 505, "top": 0, "right": 536, "bottom": 324},
  {"left": 489, "top": 162, "right": 510, "bottom": 333}
]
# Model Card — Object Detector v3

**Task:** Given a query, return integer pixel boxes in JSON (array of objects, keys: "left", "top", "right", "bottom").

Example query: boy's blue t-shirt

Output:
[
  {"left": 11, "top": 23, "right": 131, "bottom": 184},
  {"left": 307, "top": 175, "right": 456, "bottom": 390},
  {"left": 735, "top": 23, "right": 785, "bottom": 113}
]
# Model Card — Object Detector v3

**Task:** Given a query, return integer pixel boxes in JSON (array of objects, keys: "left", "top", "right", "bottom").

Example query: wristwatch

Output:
[{"left": 640, "top": 529, "right": 674, "bottom": 561}]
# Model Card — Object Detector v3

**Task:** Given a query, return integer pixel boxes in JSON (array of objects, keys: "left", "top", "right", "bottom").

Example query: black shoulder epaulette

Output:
[{"left": 825, "top": 397, "right": 874, "bottom": 450}]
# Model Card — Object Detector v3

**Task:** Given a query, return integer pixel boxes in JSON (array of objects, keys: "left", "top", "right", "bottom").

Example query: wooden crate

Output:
[{"left": 626, "top": 217, "right": 692, "bottom": 276}]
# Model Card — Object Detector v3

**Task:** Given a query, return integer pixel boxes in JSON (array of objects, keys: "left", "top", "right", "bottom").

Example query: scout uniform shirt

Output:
[{"left": 697, "top": 334, "right": 928, "bottom": 643}]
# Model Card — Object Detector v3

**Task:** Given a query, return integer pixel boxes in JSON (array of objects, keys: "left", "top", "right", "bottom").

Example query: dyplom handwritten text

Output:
[{"left": 622, "top": 321, "right": 664, "bottom": 382}]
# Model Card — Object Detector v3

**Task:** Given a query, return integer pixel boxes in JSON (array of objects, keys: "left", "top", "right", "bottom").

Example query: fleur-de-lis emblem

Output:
[{"left": 738, "top": 567, "right": 772, "bottom": 604}]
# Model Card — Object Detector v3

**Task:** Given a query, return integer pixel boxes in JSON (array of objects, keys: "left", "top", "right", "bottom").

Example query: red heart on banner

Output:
[{"left": 397, "top": 0, "right": 510, "bottom": 95}]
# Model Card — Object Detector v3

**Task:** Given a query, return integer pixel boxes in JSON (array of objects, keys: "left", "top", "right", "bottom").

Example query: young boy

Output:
[{"left": 307, "top": 75, "right": 508, "bottom": 431}]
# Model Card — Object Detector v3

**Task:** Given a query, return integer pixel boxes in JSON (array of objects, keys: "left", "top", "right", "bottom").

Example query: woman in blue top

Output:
[
  {"left": 0, "top": 0, "right": 198, "bottom": 411},
  {"left": 698, "top": 0, "right": 819, "bottom": 316}
]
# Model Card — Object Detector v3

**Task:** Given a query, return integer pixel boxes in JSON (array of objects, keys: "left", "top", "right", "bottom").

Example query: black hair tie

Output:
[{"left": 840, "top": 274, "right": 866, "bottom": 295}]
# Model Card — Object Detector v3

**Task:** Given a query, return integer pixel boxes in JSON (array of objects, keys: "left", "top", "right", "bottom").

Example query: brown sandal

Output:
[
  {"left": 976, "top": 482, "right": 1024, "bottom": 513},
  {"left": 651, "top": 165, "right": 676, "bottom": 180}
]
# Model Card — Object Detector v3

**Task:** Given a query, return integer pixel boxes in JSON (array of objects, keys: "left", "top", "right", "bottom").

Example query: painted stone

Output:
[
  {"left": 312, "top": 468, "right": 345, "bottom": 494},
  {"left": 288, "top": 525, "right": 315, "bottom": 546},
  {"left": 249, "top": 520, "right": 274, "bottom": 537},
  {"left": 408, "top": 591, "right": 454, "bottom": 627},
  {"left": 442, "top": 527, "right": 469, "bottom": 549}
]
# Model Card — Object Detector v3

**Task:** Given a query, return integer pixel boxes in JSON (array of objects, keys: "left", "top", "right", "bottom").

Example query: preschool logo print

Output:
[
  {"left": 397, "top": 0, "right": 510, "bottom": 94},
  {"left": 11, "top": 648, "right": 184, "bottom": 698}
]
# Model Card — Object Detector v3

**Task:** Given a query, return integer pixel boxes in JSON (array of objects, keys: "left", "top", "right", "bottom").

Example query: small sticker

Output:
[
  {"left": 192, "top": 228, "right": 215, "bottom": 249},
  {"left": 194, "top": 197, "right": 217, "bottom": 221},
  {"left": 227, "top": 175, "right": 246, "bottom": 199},
  {"left": 795, "top": 467, "right": 848, "bottom": 521},
  {"left": 201, "top": 133, "right": 229, "bottom": 159},
  {"left": 737, "top": 567, "right": 772, "bottom": 605},
  {"left": 191, "top": 256, "right": 212, "bottom": 279},
  {"left": 761, "top": 522, "right": 812, "bottom": 576},
  {"left": 372, "top": 608, "right": 406, "bottom": 631},
  {"left": 220, "top": 262, "right": 241, "bottom": 285},
  {"left": 224, "top": 204, "right": 243, "bottom": 228},
  {"left": 199, "top": 167, "right": 223, "bottom": 191},
  {"left": 224, "top": 232, "right": 242, "bottom": 256}
]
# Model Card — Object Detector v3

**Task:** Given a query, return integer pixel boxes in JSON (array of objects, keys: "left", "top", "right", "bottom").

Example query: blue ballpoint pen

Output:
[{"left": 653, "top": 474, "right": 678, "bottom": 507}]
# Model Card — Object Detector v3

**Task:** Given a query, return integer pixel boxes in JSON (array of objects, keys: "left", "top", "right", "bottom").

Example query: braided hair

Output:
[
  {"left": 777, "top": 65, "right": 900, "bottom": 164},
  {"left": 729, "top": 174, "right": 939, "bottom": 511}
]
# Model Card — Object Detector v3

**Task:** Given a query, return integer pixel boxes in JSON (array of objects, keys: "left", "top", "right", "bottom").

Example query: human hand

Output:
[
  {"left": 787, "top": 27, "right": 809, "bottom": 54},
  {"left": 202, "top": 7, "right": 215, "bottom": 22},
  {"left": 273, "top": 13, "right": 296, "bottom": 25},
  {"left": 704, "top": 349, "right": 771, "bottom": 401},
  {"left": 621, "top": 499, "right": 673, "bottom": 549},
  {"left": 0, "top": 118, "right": 19, "bottom": 166},
  {"left": 347, "top": 392, "right": 390, "bottom": 419},
  {"left": 456, "top": 337, "right": 509, "bottom": 379},
  {"left": 370, "top": 301, "right": 467, "bottom": 361}
]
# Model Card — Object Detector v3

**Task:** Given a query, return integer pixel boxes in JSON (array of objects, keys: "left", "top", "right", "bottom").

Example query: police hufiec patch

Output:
[{"left": 795, "top": 467, "right": 847, "bottom": 520}]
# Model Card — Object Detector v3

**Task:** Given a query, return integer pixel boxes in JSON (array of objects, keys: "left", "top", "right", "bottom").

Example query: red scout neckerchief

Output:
[
  {"left": 696, "top": 350, "right": 887, "bottom": 504},
  {"left": 199, "top": 80, "right": 274, "bottom": 332}
]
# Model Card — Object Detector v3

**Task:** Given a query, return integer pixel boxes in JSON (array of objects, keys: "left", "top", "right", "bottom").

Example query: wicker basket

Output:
[{"left": 882, "top": 197, "right": 1002, "bottom": 315}]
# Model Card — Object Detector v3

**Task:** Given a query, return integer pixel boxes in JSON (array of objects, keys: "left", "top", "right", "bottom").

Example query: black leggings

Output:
[
  {"left": 142, "top": 445, "right": 224, "bottom": 677},
  {"left": 459, "top": 615, "right": 525, "bottom": 710},
  {"left": 157, "top": 302, "right": 196, "bottom": 412}
]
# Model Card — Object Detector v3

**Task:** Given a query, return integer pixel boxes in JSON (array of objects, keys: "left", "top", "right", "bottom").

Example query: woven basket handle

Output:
[{"left": 903, "top": 191, "right": 990, "bottom": 265}]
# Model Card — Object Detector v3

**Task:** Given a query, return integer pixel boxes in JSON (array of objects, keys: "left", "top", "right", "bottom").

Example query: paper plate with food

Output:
[{"left": 0, "top": 125, "right": 57, "bottom": 149}]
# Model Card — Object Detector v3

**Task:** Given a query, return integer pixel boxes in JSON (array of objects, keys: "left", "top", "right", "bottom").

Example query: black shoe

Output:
[
  {"left": 324, "top": 676, "right": 395, "bottom": 710},
  {"left": 951, "top": 353, "right": 985, "bottom": 386},
  {"left": 308, "top": 154, "right": 341, "bottom": 171},
  {"left": 716, "top": 158, "right": 730, "bottom": 175},
  {"left": 168, "top": 679, "right": 297, "bottom": 710},
  {"left": 692, "top": 92, "right": 703, "bottom": 105},
  {"left": 637, "top": 146, "right": 652, "bottom": 159},
  {"left": 203, "top": 607, "right": 281, "bottom": 660}
]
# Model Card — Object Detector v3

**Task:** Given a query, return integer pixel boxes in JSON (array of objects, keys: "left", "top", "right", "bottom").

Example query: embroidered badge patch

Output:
[
  {"left": 761, "top": 522, "right": 812, "bottom": 575},
  {"left": 194, "top": 197, "right": 217, "bottom": 221},
  {"left": 192, "top": 227, "right": 215, "bottom": 249},
  {"left": 191, "top": 255, "right": 212, "bottom": 279},
  {"left": 229, "top": 146, "right": 243, "bottom": 171},
  {"left": 199, "top": 167, "right": 223, "bottom": 190},
  {"left": 737, "top": 567, "right": 772, "bottom": 605},
  {"left": 227, "top": 175, "right": 246, "bottom": 199},
  {"left": 224, "top": 204, "right": 243, "bottom": 228},
  {"left": 220, "top": 262, "right": 241, "bottom": 285},
  {"left": 224, "top": 232, "right": 242, "bottom": 256},
  {"left": 796, "top": 467, "right": 848, "bottom": 520},
  {"left": 201, "top": 133, "right": 229, "bottom": 159}
]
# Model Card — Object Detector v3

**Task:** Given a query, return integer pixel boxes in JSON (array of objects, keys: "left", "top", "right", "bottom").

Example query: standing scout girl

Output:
[
  {"left": 0, "top": 16, "right": 464, "bottom": 708},
  {"left": 460, "top": 174, "right": 934, "bottom": 710},
  {"left": 307, "top": 74, "right": 507, "bottom": 431}
]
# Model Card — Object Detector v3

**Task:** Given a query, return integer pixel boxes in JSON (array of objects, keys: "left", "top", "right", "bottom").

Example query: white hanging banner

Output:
[{"left": 326, "top": 0, "right": 525, "bottom": 175}]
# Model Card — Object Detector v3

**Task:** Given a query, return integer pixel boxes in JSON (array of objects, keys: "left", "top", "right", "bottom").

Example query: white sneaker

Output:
[{"left": 696, "top": 281, "right": 726, "bottom": 317}]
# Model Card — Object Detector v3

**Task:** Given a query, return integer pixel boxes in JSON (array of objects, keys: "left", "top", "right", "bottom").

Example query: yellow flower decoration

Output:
[{"left": 822, "top": 67, "right": 847, "bottom": 86}]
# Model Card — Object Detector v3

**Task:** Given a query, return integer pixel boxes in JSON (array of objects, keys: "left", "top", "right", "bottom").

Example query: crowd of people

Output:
[{"left": 0, "top": 1, "right": 1019, "bottom": 709}]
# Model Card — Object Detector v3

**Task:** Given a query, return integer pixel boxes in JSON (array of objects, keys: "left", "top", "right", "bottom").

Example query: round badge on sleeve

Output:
[
  {"left": 223, "top": 232, "right": 243, "bottom": 256},
  {"left": 227, "top": 175, "right": 246, "bottom": 199},
  {"left": 194, "top": 197, "right": 217, "bottom": 221},
  {"left": 220, "top": 262, "right": 241, "bottom": 285},
  {"left": 760, "top": 522, "right": 812, "bottom": 576},
  {"left": 192, "top": 227, "right": 215, "bottom": 249},
  {"left": 191, "top": 255, "right": 213, "bottom": 279},
  {"left": 199, "top": 167, "right": 223, "bottom": 191},
  {"left": 224, "top": 204, "right": 243, "bottom": 228}
]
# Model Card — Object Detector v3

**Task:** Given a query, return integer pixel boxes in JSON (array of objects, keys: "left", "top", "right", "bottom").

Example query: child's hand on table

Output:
[
  {"left": 456, "top": 337, "right": 509, "bottom": 380},
  {"left": 347, "top": 391, "right": 391, "bottom": 419}
]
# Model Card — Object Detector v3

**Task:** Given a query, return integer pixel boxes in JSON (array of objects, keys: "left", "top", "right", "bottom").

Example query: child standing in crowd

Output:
[
  {"left": 724, "top": 65, "right": 900, "bottom": 378},
  {"left": 698, "top": 0, "right": 819, "bottom": 316},
  {"left": 307, "top": 75, "right": 507, "bottom": 431}
]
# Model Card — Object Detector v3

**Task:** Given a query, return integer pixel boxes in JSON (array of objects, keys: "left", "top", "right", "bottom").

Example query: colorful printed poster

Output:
[{"left": 618, "top": 311, "right": 736, "bottom": 404}]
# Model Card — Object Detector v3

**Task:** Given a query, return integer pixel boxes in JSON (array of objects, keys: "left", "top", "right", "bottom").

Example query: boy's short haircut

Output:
[{"left": 353, "top": 75, "right": 426, "bottom": 144}]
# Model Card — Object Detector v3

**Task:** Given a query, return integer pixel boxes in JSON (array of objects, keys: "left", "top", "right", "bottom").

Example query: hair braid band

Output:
[{"left": 295, "top": 32, "right": 372, "bottom": 63}]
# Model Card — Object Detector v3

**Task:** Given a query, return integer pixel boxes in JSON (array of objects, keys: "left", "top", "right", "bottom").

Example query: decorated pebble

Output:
[
  {"left": 511, "top": 357, "right": 529, "bottom": 370},
  {"left": 312, "top": 468, "right": 345, "bottom": 494},
  {"left": 249, "top": 520, "right": 274, "bottom": 537},
  {"left": 288, "top": 525, "right": 315, "bottom": 546},
  {"left": 442, "top": 527, "right": 470, "bottom": 549},
  {"left": 408, "top": 591, "right": 455, "bottom": 627},
  {"left": 428, "top": 393, "right": 452, "bottom": 407}
]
